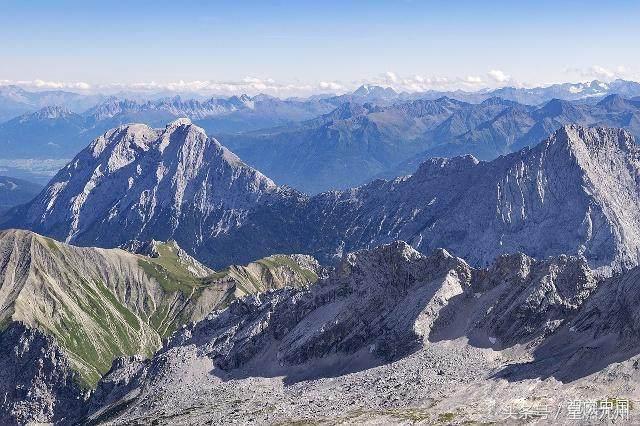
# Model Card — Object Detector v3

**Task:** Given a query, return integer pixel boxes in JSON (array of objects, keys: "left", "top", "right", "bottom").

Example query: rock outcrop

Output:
[
  {"left": 0, "top": 229, "right": 320, "bottom": 424},
  {"left": 81, "top": 240, "right": 640, "bottom": 424}
]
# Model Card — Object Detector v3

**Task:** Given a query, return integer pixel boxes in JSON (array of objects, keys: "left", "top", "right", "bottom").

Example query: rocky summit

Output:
[
  {"left": 301, "top": 125, "right": 640, "bottom": 273},
  {"left": 4, "top": 118, "right": 283, "bottom": 267}
]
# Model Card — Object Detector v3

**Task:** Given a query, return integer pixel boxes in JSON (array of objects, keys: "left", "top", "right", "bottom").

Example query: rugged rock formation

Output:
[
  {"left": 4, "top": 118, "right": 284, "bottom": 267},
  {"left": 0, "top": 229, "right": 319, "bottom": 424},
  {"left": 301, "top": 125, "right": 640, "bottom": 273},
  {"left": 0, "top": 323, "right": 84, "bottom": 425},
  {"left": 80, "top": 241, "right": 640, "bottom": 424}
]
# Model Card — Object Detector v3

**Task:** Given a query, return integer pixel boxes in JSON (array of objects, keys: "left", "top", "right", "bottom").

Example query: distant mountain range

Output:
[
  {"left": 2, "top": 78, "right": 640, "bottom": 121},
  {"left": 83, "top": 94, "right": 336, "bottom": 134},
  {"left": 330, "top": 80, "right": 640, "bottom": 106},
  {"left": 0, "top": 85, "right": 107, "bottom": 122},
  {"left": 0, "top": 95, "right": 336, "bottom": 160},
  {"left": 222, "top": 94, "right": 640, "bottom": 193},
  {"left": 2, "top": 80, "right": 640, "bottom": 192},
  {"left": 5, "top": 121, "right": 640, "bottom": 275}
]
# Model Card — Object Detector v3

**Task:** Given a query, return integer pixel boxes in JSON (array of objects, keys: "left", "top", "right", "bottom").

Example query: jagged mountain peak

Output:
[
  {"left": 596, "top": 93, "right": 632, "bottom": 110},
  {"left": 165, "top": 116, "right": 192, "bottom": 128},
  {"left": 299, "top": 124, "right": 640, "bottom": 272},
  {"left": 18, "top": 105, "right": 75, "bottom": 121},
  {"left": 6, "top": 119, "right": 279, "bottom": 263},
  {"left": 340, "top": 240, "right": 422, "bottom": 269},
  {"left": 413, "top": 154, "right": 480, "bottom": 177},
  {"left": 352, "top": 84, "right": 397, "bottom": 97},
  {"left": 90, "top": 122, "right": 158, "bottom": 159},
  {"left": 548, "top": 124, "right": 637, "bottom": 158}
]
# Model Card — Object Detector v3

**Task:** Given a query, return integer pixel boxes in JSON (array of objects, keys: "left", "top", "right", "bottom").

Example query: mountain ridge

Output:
[
  {"left": 0, "top": 227, "right": 321, "bottom": 423},
  {"left": 78, "top": 239, "right": 640, "bottom": 424},
  {"left": 0, "top": 175, "right": 41, "bottom": 212},
  {"left": 5, "top": 122, "right": 640, "bottom": 274},
  {"left": 221, "top": 94, "right": 640, "bottom": 193}
]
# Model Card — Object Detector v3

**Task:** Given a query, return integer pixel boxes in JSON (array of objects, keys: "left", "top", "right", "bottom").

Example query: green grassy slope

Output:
[{"left": 0, "top": 230, "right": 320, "bottom": 388}]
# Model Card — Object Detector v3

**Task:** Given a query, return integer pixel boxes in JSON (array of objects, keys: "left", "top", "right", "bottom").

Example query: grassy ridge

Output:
[{"left": 1, "top": 233, "right": 321, "bottom": 389}]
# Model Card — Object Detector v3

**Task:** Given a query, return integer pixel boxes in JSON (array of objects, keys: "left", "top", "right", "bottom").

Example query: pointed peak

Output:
[
  {"left": 352, "top": 84, "right": 397, "bottom": 98},
  {"left": 597, "top": 93, "right": 629, "bottom": 110},
  {"left": 157, "top": 118, "right": 211, "bottom": 154},
  {"left": 339, "top": 240, "right": 423, "bottom": 272},
  {"left": 352, "top": 84, "right": 372, "bottom": 95},
  {"left": 414, "top": 154, "right": 480, "bottom": 178},
  {"left": 166, "top": 117, "right": 192, "bottom": 128},
  {"left": 21, "top": 105, "right": 74, "bottom": 121},
  {"left": 548, "top": 124, "right": 637, "bottom": 157}
]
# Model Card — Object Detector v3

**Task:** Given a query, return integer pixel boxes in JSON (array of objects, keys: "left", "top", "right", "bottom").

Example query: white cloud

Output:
[
  {"left": 464, "top": 76, "right": 483, "bottom": 84},
  {"left": 13, "top": 68, "right": 635, "bottom": 96},
  {"left": 385, "top": 71, "right": 399, "bottom": 83},
  {"left": 590, "top": 66, "right": 615, "bottom": 79},
  {"left": 0, "top": 74, "right": 498, "bottom": 96},
  {"left": 319, "top": 81, "right": 344, "bottom": 91},
  {"left": 487, "top": 69, "right": 510, "bottom": 83},
  {"left": 0, "top": 79, "right": 92, "bottom": 90},
  {"left": 97, "top": 78, "right": 318, "bottom": 96},
  {"left": 563, "top": 65, "right": 636, "bottom": 83}
]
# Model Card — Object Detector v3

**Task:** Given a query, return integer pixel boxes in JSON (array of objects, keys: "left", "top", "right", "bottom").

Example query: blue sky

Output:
[{"left": 1, "top": 0, "right": 639, "bottom": 95}]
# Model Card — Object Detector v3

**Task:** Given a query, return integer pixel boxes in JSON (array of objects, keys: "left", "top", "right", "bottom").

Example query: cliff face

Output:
[
  {"left": 0, "top": 323, "right": 84, "bottom": 425},
  {"left": 6, "top": 118, "right": 279, "bottom": 267},
  {"left": 303, "top": 125, "right": 640, "bottom": 273}
]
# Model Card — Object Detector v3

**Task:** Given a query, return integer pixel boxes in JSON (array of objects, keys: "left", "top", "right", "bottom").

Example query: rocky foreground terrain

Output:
[{"left": 76, "top": 242, "right": 640, "bottom": 424}]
